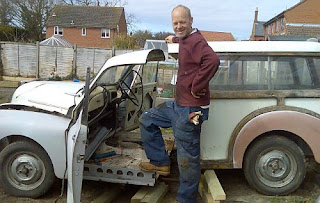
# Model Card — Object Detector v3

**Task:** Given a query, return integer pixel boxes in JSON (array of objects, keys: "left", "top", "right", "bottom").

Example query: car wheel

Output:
[
  {"left": 0, "top": 140, "right": 55, "bottom": 198},
  {"left": 243, "top": 135, "right": 306, "bottom": 195}
]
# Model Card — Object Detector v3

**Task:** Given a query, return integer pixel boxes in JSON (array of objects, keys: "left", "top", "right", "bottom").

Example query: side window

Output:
[
  {"left": 271, "top": 57, "right": 312, "bottom": 89},
  {"left": 210, "top": 56, "right": 269, "bottom": 90},
  {"left": 210, "top": 56, "right": 314, "bottom": 90},
  {"left": 142, "top": 62, "right": 158, "bottom": 84}
]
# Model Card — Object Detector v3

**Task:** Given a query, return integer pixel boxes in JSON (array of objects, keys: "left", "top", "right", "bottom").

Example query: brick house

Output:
[
  {"left": 46, "top": 5, "right": 127, "bottom": 48},
  {"left": 250, "top": 0, "right": 320, "bottom": 41},
  {"left": 200, "top": 30, "right": 236, "bottom": 41}
]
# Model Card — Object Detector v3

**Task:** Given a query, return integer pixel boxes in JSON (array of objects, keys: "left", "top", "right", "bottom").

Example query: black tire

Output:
[
  {"left": 0, "top": 140, "right": 55, "bottom": 198},
  {"left": 243, "top": 135, "right": 306, "bottom": 195}
]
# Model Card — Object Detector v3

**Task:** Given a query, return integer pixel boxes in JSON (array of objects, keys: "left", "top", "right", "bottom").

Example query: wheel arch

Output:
[
  {"left": 243, "top": 130, "right": 312, "bottom": 162},
  {"left": 0, "top": 134, "right": 65, "bottom": 179},
  {"left": 232, "top": 110, "right": 320, "bottom": 168}
]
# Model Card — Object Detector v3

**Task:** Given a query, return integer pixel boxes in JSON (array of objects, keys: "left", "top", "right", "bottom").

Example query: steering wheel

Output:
[
  {"left": 119, "top": 78, "right": 139, "bottom": 106},
  {"left": 118, "top": 69, "right": 143, "bottom": 107}
]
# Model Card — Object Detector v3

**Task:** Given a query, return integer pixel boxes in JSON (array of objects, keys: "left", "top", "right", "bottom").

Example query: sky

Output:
[{"left": 125, "top": 0, "right": 302, "bottom": 40}]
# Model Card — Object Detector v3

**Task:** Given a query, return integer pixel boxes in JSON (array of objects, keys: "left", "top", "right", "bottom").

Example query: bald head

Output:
[
  {"left": 172, "top": 5, "right": 192, "bottom": 18},
  {"left": 171, "top": 5, "right": 193, "bottom": 38}
]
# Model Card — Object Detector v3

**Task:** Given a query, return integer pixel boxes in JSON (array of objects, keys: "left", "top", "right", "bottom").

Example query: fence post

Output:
[
  {"left": 36, "top": 41, "right": 40, "bottom": 78},
  {"left": 92, "top": 48, "right": 95, "bottom": 76},
  {"left": 0, "top": 42, "right": 3, "bottom": 79},
  {"left": 17, "top": 42, "right": 20, "bottom": 76},
  {"left": 112, "top": 46, "right": 115, "bottom": 57},
  {"left": 72, "top": 44, "right": 77, "bottom": 78}
]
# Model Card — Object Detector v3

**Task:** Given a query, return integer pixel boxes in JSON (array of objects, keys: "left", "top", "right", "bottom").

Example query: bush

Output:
[{"left": 114, "top": 34, "right": 139, "bottom": 49}]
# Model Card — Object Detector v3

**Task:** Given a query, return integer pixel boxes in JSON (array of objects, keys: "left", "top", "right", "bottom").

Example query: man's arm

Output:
[{"left": 191, "top": 40, "right": 220, "bottom": 96}]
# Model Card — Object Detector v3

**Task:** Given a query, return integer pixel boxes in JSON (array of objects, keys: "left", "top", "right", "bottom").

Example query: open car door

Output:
[{"left": 67, "top": 68, "right": 90, "bottom": 203}]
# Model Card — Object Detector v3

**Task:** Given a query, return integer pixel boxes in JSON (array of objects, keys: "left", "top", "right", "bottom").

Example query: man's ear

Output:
[{"left": 190, "top": 17, "right": 194, "bottom": 25}]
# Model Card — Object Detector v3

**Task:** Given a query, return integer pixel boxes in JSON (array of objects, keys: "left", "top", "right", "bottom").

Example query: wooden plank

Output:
[
  {"left": 91, "top": 185, "right": 122, "bottom": 203},
  {"left": 140, "top": 182, "right": 168, "bottom": 203},
  {"left": 131, "top": 186, "right": 151, "bottom": 203},
  {"left": 204, "top": 170, "right": 226, "bottom": 201},
  {"left": 199, "top": 175, "right": 215, "bottom": 203}
]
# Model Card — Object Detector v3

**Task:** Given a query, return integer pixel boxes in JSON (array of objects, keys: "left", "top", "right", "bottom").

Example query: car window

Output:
[
  {"left": 210, "top": 56, "right": 320, "bottom": 90},
  {"left": 142, "top": 62, "right": 158, "bottom": 84}
]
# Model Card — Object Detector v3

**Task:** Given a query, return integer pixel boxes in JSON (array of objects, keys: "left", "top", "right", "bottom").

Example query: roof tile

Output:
[{"left": 46, "top": 5, "right": 124, "bottom": 28}]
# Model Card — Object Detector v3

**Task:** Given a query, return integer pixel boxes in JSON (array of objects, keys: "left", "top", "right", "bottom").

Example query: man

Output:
[{"left": 139, "top": 5, "right": 220, "bottom": 203}]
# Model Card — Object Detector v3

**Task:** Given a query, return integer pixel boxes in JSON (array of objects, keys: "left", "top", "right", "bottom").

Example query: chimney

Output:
[{"left": 254, "top": 7, "right": 258, "bottom": 23}]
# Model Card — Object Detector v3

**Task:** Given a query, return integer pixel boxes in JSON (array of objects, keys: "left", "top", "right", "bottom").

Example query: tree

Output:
[
  {"left": 57, "top": 0, "right": 127, "bottom": 6},
  {"left": 11, "top": 0, "right": 55, "bottom": 42},
  {"left": 132, "top": 30, "right": 153, "bottom": 48},
  {"left": 0, "top": 0, "right": 13, "bottom": 25},
  {"left": 153, "top": 31, "right": 174, "bottom": 40}
]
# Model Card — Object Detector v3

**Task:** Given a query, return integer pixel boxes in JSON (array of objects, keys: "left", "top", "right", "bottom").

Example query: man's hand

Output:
[
  {"left": 191, "top": 89, "right": 206, "bottom": 99},
  {"left": 165, "top": 35, "right": 174, "bottom": 43},
  {"left": 189, "top": 111, "right": 203, "bottom": 125}
]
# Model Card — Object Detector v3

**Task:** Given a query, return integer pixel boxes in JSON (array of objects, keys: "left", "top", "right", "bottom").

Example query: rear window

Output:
[{"left": 210, "top": 56, "right": 320, "bottom": 90}]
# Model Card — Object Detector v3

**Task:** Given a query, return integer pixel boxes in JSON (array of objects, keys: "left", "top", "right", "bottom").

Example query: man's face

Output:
[{"left": 171, "top": 7, "right": 193, "bottom": 38}]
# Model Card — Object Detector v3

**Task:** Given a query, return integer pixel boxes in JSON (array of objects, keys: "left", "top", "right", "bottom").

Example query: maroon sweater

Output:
[{"left": 173, "top": 30, "right": 220, "bottom": 107}]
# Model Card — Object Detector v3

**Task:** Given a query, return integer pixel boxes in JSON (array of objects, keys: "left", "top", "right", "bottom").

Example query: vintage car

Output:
[
  {"left": 0, "top": 49, "right": 167, "bottom": 201},
  {"left": 0, "top": 41, "right": 320, "bottom": 201}
]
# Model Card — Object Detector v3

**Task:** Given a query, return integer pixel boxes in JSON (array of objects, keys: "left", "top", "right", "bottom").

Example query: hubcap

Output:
[
  {"left": 255, "top": 149, "right": 297, "bottom": 188},
  {"left": 7, "top": 153, "right": 45, "bottom": 190}
]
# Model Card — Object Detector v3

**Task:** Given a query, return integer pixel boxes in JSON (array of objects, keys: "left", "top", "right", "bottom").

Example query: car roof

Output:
[{"left": 168, "top": 41, "right": 320, "bottom": 54}]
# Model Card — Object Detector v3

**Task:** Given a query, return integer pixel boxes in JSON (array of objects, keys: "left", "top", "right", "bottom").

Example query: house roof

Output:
[
  {"left": 268, "top": 35, "right": 320, "bottom": 41},
  {"left": 286, "top": 24, "right": 320, "bottom": 36},
  {"left": 199, "top": 30, "right": 236, "bottom": 41},
  {"left": 253, "top": 21, "right": 266, "bottom": 37},
  {"left": 46, "top": 5, "right": 124, "bottom": 29}
]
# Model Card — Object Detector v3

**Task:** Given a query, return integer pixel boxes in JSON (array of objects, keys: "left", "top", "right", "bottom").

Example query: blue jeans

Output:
[{"left": 140, "top": 100, "right": 209, "bottom": 203}]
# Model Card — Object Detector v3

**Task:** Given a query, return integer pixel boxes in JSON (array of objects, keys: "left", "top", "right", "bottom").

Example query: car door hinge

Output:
[{"left": 77, "top": 154, "right": 85, "bottom": 163}]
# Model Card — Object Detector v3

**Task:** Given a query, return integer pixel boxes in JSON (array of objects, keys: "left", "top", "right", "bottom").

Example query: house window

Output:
[
  {"left": 82, "top": 28, "right": 86, "bottom": 36},
  {"left": 54, "top": 26, "right": 63, "bottom": 35},
  {"left": 101, "top": 28, "right": 110, "bottom": 38}
]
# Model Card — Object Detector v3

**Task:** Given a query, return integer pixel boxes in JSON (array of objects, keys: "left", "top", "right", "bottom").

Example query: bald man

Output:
[{"left": 140, "top": 5, "right": 220, "bottom": 203}]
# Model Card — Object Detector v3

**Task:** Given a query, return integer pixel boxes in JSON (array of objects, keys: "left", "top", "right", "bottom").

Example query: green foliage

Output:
[
  {"left": 114, "top": 34, "right": 139, "bottom": 49},
  {"left": 0, "top": 25, "right": 28, "bottom": 41}
]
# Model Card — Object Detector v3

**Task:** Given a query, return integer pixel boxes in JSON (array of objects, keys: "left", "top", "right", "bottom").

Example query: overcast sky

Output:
[{"left": 125, "top": 0, "right": 301, "bottom": 40}]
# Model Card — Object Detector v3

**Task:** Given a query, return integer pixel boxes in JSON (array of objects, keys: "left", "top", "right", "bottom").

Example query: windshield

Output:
[{"left": 95, "top": 65, "right": 132, "bottom": 86}]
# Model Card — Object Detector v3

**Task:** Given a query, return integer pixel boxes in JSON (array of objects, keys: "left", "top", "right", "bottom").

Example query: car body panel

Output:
[
  {"left": 200, "top": 98, "right": 277, "bottom": 160},
  {"left": 0, "top": 109, "right": 69, "bottom": 178},
  {"left": 10, "top": 81, "right": 84, "bottom": 115}
]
